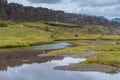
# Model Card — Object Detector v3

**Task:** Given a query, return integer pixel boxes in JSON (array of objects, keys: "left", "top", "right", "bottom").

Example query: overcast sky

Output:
[{"left": 7, "top": 0, "right": 120, "bottom": 19}]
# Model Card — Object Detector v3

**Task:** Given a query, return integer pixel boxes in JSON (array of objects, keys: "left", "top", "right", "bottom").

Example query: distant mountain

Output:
[
  {"left": 112, "top": 18, "right": 120, "bottom": 22},
  {"left": 97, "top": 16, "right": 107, "bottom": 20},
  {"left": 79, "top": 15, "right": 107, "bottom": 20}
]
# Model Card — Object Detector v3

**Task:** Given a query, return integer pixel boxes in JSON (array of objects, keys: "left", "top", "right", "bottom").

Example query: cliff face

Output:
[
  {"left": 0, "top": 0, "right": 8, "bottom": 19},
  {"left": 0, "top": 0, "right": 120, "bottom": 29}
]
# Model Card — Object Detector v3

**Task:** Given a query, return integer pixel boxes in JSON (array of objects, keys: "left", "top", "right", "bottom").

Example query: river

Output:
[{"left": 0, "top": 41, "right": 119, "bottom": 80}]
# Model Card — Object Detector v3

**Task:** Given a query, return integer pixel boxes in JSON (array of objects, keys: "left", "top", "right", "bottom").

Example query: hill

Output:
[
  {"left": 0, "top": 0, "right": 120, "bottom": 48},
  {"left": 97, "top": 16, "right": 107, "bottom": 20},
  {"left": 112, "top": 18, "right": 120, "bottom": 22},
  {"left": 0, "top": 0, "right": 120, "bottom": 31},
  {"left": 0, "top": 21, "right": 120, "bottom": 48}
]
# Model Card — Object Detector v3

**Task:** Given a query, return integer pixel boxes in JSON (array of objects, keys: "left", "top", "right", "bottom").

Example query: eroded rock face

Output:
[
  {"left": 0, "top": 0, "right": 120, "bottom": 30},
  {"left": 0, "top": 0, "right": 8, "bottom": 19},
  {"left": 7, "top": 3, "right": 57, "bottom": 22}
]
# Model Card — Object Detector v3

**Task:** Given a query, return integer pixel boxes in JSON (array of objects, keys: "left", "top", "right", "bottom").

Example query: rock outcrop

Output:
[
  {"left": 0, "top": 0, "right": 8, "bottom": 19},
  {"left": 0, "top": 0, "right": 120, "bottom": 29}
]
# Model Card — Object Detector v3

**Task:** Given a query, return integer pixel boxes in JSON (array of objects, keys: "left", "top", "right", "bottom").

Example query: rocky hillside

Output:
[
  {"left": 0, "top": 0, "right": 120, "bottom": 30},
  {"left": 0, "top": 0, "right": 8, "bottom": 19}
]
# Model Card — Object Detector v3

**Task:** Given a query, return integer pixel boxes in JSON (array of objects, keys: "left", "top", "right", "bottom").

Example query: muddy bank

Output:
[
  {"left": 52, "top": 51, "right": 120, "bottom": 74},
  {"left": 53, "top": 51, "right": 119, "bottom": 74},
  {"left": 65, "top": 51, "right": 96, "bottom": 58},
  {"left": 54, "top": 63, "right": 119, "bottom": 74}
]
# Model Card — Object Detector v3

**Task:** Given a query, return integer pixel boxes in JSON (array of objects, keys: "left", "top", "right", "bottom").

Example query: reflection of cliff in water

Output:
[{"left": 0, "top": 49, "right": 63, "bottom": 71}]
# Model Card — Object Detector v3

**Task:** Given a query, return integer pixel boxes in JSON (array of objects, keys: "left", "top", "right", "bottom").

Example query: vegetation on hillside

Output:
[
  {"left": 0, "top": 21, "right": 54, "bottom": 48},
  {"left": 0, "top": 21, "right": 119, "bottom": 48}
]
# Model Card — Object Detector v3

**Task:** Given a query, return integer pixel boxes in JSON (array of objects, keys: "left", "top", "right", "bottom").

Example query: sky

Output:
[{"left": 7, "top": 0, "right": 120, "bottom": 19}]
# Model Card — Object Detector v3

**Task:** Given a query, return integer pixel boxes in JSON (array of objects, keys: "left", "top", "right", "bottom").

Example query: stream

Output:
[{"left": 0, "top": 41, "right": 119, "bottom": 80}]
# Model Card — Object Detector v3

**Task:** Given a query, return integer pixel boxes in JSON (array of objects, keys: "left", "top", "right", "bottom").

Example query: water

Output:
[
  {"left": 0, "top": 41, "right": 120, "bottom": 80},
  {"left": 0, "top": 57, "right": 119, "bottom": 80},
  {"left": 30, "top": 41, "right": 70, "bottom": 50}
]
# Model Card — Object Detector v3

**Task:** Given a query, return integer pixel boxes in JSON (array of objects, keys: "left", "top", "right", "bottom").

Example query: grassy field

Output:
[
  {"left": 0, "top": 21, "right": 120, "bottom": 48},
  {"left": 85, "top": 51, "right": 120, "bottom": 67},
  {"left": 48, "top": 47, "right": 89, "bottom": 55},
  {"left": 23, "top": 21, "right": 120, "bottom": 41},
  {"left": 0, "top": 21, "right": 54, "bottom": 48}
]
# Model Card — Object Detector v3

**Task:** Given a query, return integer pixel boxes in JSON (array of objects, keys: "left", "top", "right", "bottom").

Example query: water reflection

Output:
[
  {"left": 0, "top": 41, "right": 70, "bottom": 71},
  {"left": 0, "top": 57, "right": 120, "bottom": 80},
  {"left": 0, "top": 50, "right": 63, "bottom": 71},
  {"left": 30, "top": 41, "right": 70, "bottom": 50}
]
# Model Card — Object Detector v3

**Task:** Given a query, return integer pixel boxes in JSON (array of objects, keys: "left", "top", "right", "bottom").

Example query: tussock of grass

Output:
[
  {"left": 85, "top": 51, "right": 120, "bottom": 67},
  {"left": 0, "top": 22, "right": 8, "bottom": 27}
]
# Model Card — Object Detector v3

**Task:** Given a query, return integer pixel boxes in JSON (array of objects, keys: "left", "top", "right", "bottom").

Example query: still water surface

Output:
[
  {"left": 30, "top": 41, "right": 70, "bottom": 50},
  {"left": 0, "top": 41, "right": 119, "bottom": 80}
]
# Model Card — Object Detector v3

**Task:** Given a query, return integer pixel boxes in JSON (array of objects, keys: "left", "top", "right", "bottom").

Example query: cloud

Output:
[
  {"left": 27, "top": 0, "right": 62, "bottom": 4},
  {"left": 71, "top": 0, "right": 120, "bottom": 7}
]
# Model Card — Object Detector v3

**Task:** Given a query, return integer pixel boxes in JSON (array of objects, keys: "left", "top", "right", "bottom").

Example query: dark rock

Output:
[
  {"left": 0, "top": 0, "right": 8, "bottom": 19},
  {"left": 0, "top": 0, "right": 120, "bottom": 30}
]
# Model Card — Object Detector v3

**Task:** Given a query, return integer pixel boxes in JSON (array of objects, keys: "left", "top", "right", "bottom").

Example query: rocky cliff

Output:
[
  {"left": 0, "top": 0, "right": 120, "bottom": 29},
  {"left": 0, "top": 0, "right": 8, "bottom": 19}
]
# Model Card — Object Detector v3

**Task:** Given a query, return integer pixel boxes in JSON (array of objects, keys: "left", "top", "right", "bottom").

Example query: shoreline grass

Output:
[
  {"left": 85, "top": 51, "right": 120, "bottom": 67},
  {"left": 48, "top": 47, "right": 90, "bottom": 55},
  {"left": 47, "top": 39, "right": 120, "bottom": 67},
  {"left": 0, "top": 39, "right": 54, "bottom": 48}
]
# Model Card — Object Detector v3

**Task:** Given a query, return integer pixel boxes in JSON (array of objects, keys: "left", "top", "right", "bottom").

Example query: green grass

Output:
[
  {"left": 69, "top": 40, "right": 120, "bottom": 51},
  {"left": 0, "top": 22, "right": 54, "bottom": 48},
  {"left": 48, "top": 43, "right": 120, "bottom": 55},
  {"left": 85, "top": 51, "right": 120, "bottom": 67},
  {"left": 0, "top": 21, "right": 120, "bottom": 48},
  {"left": 48, "top": 47, "right": 89, "bottom": 55},
  {"left": 0, "top": 22, "right": 8, "bottom": 27},
  {"left": 67, "top": 40, "right": 120, "bottom": 67},
  {"left": 23, "top": 21, "right": 120, "bottom": 41},
  {"left": 48, "top": 40, "right": 120, "bottom": 67},
  {"left": 88, "top": 44, "right": 120, "bottom": 51}
]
